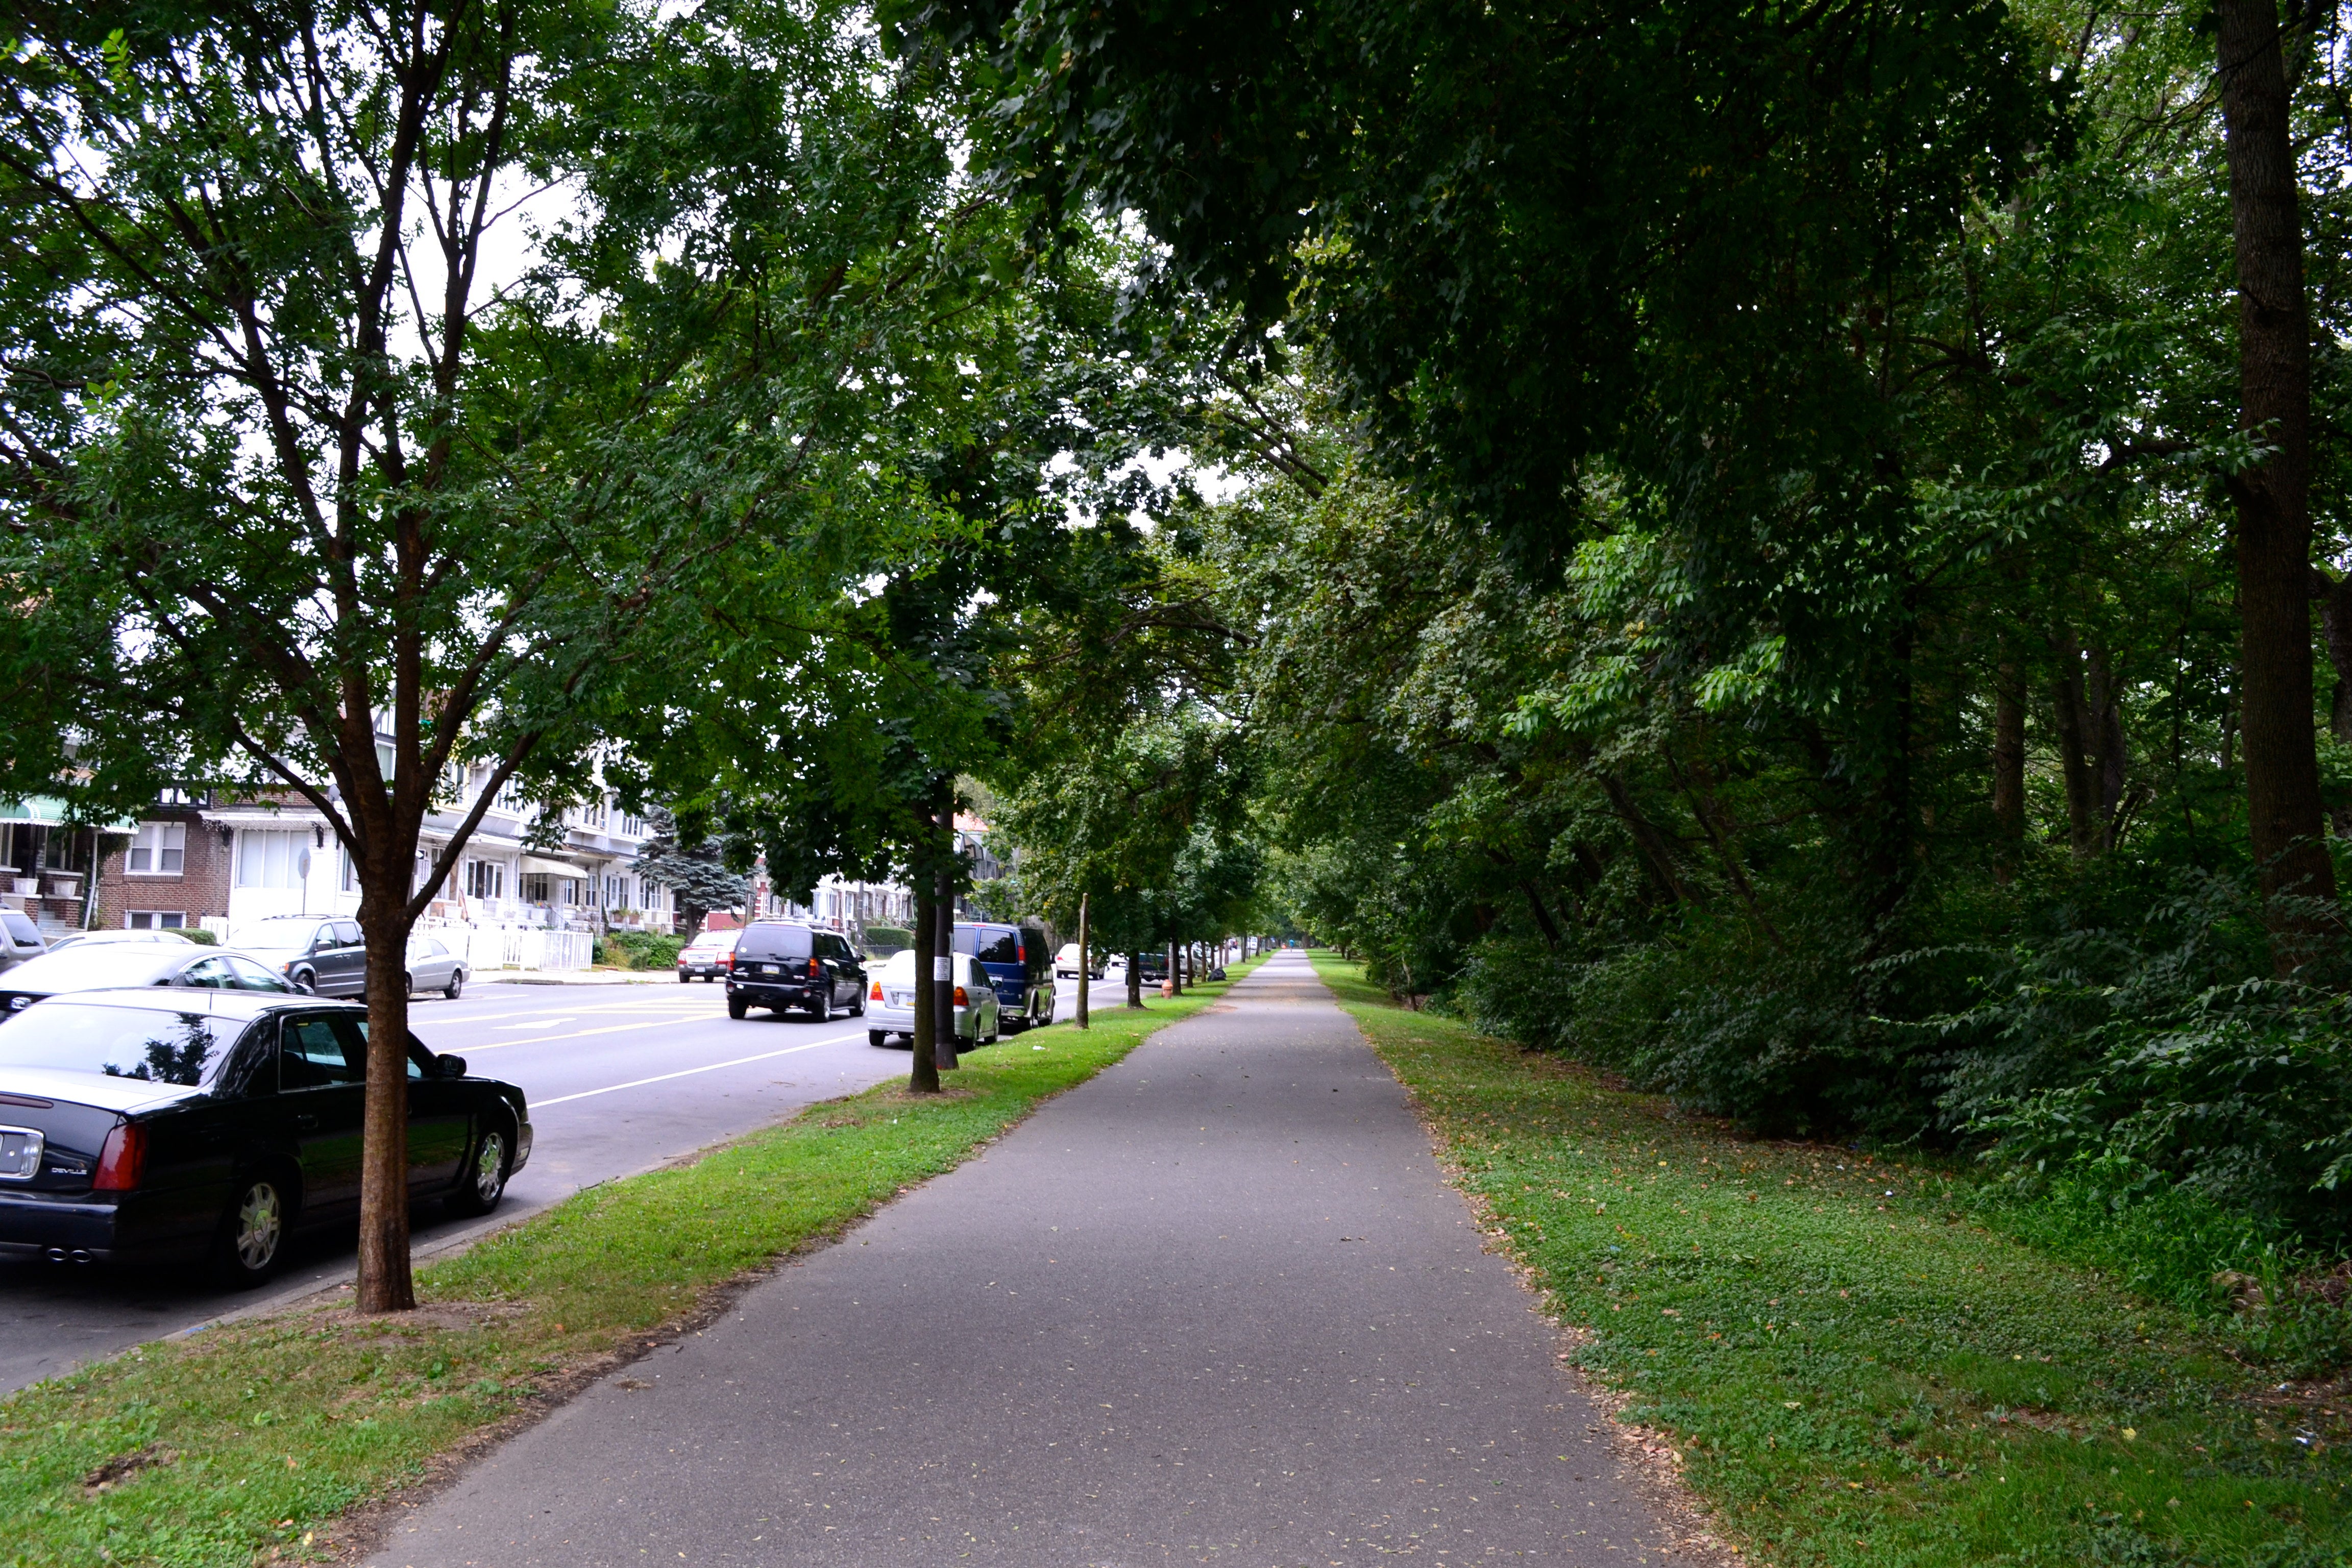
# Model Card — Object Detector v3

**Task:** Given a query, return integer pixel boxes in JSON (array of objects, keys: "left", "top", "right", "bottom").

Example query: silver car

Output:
[
  {"left": 864, "top": 949, "right": 998, "bottom": 1050},
  {"left": 0, "top": 910, "right": 46, "bottom": 973},
  {"left": 406, "top": 934, "right": 469, "bottom": 1000}
]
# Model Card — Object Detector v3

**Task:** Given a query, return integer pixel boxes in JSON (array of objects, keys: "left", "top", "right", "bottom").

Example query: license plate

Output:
[
  {"left": 757, "top": 964, "right": 777, "bottom": 975},
  {"left": 0, "top": 1125, "right": 44, "bottom": 1181},
  {"left": 888, "top": 991, "right": 910, "bottom": 1008}
]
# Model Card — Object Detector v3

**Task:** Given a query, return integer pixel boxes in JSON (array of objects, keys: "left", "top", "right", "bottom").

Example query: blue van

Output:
[{"left": 952, "top": 920, "right": 1055, "bottom": 1032}]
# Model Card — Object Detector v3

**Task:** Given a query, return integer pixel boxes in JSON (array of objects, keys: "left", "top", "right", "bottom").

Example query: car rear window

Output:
[
  {"left": 1, "top": 912, "right": 40, "bottom": 946},
  {"left": 955, "top": 926, "right": 1019, "bottom": 965},
  {"left": 734, "top": 923, "right": 812, "bottom": 960},
  {"left": 1, "top": 945, "right": 181, "bottom": 992},
  {"left": 0, "top": 1002, "right": 239, "bottom": 1085}
]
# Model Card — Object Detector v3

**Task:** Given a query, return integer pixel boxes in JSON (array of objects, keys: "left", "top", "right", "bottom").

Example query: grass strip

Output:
[
  {"left": 0, "top": 958, "right": 1265, "bottom": 1568},
  {"left": 1308, "top": 952, "right": 2349, "bottom": 1568}
]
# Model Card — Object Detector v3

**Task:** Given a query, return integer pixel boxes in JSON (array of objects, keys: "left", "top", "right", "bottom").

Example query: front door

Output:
[
  {"left": 276, "top": 1015, "right": 367, "bottom": 1220},
  {"left": 347, "top": 1019, "right": 468, "bottom": 1195}
]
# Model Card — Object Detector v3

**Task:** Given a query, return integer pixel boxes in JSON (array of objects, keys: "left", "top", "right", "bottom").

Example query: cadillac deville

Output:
[{"left": 0, "top": 989, "right": 530, "bottom": 1284}]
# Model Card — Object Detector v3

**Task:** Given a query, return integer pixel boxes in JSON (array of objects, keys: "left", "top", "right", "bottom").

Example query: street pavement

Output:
[
  {"left": 366, "top": 951, "right": 1685, "bottom": 1568},
  {"left": 0, "top": 968, "right": 1106, "bottom": 1395}
]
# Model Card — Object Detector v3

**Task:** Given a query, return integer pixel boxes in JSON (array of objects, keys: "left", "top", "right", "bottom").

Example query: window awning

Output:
[{"left": 518, "top": 854, "right": 591, "bottom": 877}]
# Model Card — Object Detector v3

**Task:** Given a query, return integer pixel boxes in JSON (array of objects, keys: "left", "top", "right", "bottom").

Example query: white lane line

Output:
[
  {"left": 459, "top": 1013, "right": 790, "bottom": 1051},
  {"left": 532, "top": 1031, "right": 872, "bottom": 1106}
]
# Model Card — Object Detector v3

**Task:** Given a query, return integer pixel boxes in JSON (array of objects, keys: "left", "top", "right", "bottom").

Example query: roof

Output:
[{"left": 17, "top": 988, "right": 359, "bottom": 1023}]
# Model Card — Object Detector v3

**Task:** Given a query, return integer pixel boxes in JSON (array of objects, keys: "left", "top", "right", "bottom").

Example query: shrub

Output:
[
  {"left": 596, "top": 930, "right": 683, "bottom": 970},
  {"left": 862, "top": 924, "right": 913, "bottom": 957}
]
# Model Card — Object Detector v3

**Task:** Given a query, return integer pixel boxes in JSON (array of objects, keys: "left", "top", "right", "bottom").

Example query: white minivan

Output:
[{"left": 865, "top": 949, "right": 999, "bottom": 1050}]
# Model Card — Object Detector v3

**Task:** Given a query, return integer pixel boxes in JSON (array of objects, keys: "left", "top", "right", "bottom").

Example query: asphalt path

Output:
[
  {"left": 366, "top": 951, "right": 1682, "bottom": 1568},
  {"left": 0, "top": 968, "right": 1113, "bottom": 1396}
]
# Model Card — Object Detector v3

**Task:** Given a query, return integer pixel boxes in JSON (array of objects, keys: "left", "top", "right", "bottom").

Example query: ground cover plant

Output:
[
  {"left": 1310, "top": 953, "right": 2351, "bottom": 1568},
  {"left": 0, "top": 961, "right": 1262, "bottom": 1568}
]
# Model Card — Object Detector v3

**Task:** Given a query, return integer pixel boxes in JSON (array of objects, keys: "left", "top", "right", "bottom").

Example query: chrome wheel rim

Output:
[
  {"left": 234, "top": 1182, "right": 282, "bottom": 1270},
  {"left": 472, "top": 1132, "right": 506, "bottom": 1204}
]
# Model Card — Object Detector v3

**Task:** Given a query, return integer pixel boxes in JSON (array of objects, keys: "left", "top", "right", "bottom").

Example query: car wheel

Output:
[
  {"left": 727, "top": 994, "right": 749, "bottom": 1019},
  {"left": 850, "top": 990, "right": 865, "bottom": 1016},
  {"left": 678, "top": 969, "right": 691, "bottom": 983},
  {"left": 445, "top": 968, "right": 464, "bottom": 1000},
  {"left": 289, "top": 967, "right": 316, "bottom": 995},
  {"left": 213, "top": 1173, "right": 289, "bottom": 1287},
  {"left": 403, "top": 971, "right": 416, "bottom": 1000},
  {"left": 869, "top": 1030, "right": 888, "bottom": 1048},
  {"left": 447, "top": 1125, "right": 510, "bottom": 1217},
  {"left": 810, "top": 990, "right": 831, "bottom": 1023}
]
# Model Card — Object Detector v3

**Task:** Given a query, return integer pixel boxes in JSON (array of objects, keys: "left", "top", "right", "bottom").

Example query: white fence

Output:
[{"left": 426, "top": 922, "right": 593, "bottom": 974}]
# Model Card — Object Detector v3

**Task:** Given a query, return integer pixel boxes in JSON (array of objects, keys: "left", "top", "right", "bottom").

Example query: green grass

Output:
[
  {"left": 1308, "top": 952, "right": 2351, "bottom": 1568},
  {"left": 0, "top": 958, "right": 1265, "bottom": 1567}
]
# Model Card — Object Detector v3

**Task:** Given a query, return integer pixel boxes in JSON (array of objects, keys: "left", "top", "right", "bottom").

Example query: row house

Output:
[{"left": 85, "top": 765, "right": 679, "bottom": 971}]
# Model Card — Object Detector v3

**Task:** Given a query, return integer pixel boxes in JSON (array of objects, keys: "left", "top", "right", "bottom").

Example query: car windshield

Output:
[
  {"left": 1, "top": 946, "right": 184, "bottom": 992},
  {"left": 0, "top": 1001, "right": 237, "bottom": 1085},
  {"left": 228, "top": 922, "right": 318, "bottom": 954}
]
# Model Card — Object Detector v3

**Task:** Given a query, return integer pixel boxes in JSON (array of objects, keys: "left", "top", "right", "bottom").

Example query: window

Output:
[
  {"left": 236, "top": 830, "right": 308, "bottom": 889},
  {"left": 520, "top": 872, "right": 553, "bottom": 905},
  {"left": 735, "top": 923, "right": 812, "bottom": 961},
  {"left": 464, "top": 860, "right": 504, "bottom": 900},
  {"left": 126, "top": 821, "right": 185, "bottom": 875},
  {"left": 1, "top": 911, "right": 39, "bottom": 945},
  {"left": 125, "top": 910, "right": 187, "bottom": 930},
  {"left": 279, "top": 1017, "right": 361, "bottom": 1090}
]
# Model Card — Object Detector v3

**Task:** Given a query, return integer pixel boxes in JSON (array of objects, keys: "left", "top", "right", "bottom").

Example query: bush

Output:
[
  {"left": 179, "top": 926, "right": 218, "bottom": 945},
  {"left": 862, "top": 924, "right": 913, "bottom": 957},
  {"left": 596, "top": 930, "right": 683, "bottom": 970}
]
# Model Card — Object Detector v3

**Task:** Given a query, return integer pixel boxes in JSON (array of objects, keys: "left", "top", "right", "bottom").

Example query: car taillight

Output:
[
  {"left": 92, "top": 1123, "right": 145, "bottom": 1192},
  {"left": 870, "top": 980, "right": 884, "bottom": 1000},
  {"left": 953, "top": 985, "right": 968, "bottom": 1006},
  {"left": 1016, "top": 943, "right": 1025, "bottom": 963},
  {"left": 808, "top": 958, "right": 821, "bottom": 977}
]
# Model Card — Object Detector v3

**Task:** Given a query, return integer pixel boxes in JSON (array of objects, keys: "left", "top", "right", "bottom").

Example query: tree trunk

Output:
[
  {"left": 1992, "top": 657, "right": 2026, "bottom": 879},
  {"left": 2085, "top": 644, "right": 2128, "bottom": 837},
  {"left": 2217, "top": 0, "right": 2339, "bottom": 942},
  {"left": 2049, "top": 628, "right": 2100, "bottom": 856},
  {"left": 1126, "top": 950, "right": 1144, "bottom": 1009},
  {"left": 910, "top": 878, "right": 940, "bottom": 1093},
  {"left": 933, "top": 866, "right": 960, "bottom": 1070},
  {"left": 354, "top": 892, "right": 416, "bottom": 1314},
  {"left": 1075, "top": 892, "right": 1090, "bottom": 1028},
  {"left": 1167, "top": 939, "right": 1182, "bottom": 995}
]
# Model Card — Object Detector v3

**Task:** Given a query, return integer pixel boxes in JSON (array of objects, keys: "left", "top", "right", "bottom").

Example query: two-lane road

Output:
[{"left": 0, "top": 973, "right": 974, "bottom": 1394}]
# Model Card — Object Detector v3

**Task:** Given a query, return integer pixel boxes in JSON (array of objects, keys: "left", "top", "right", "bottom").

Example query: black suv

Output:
[{"left": 726, "top": 923, "right": 866, "bottom": 1021}]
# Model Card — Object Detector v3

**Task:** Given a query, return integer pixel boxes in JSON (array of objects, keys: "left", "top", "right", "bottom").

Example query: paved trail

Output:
[{"left": 371, "top": 953, "right": 1688, "bottom": 1567}]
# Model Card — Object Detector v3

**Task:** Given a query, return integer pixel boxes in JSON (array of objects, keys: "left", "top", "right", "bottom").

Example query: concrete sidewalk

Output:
[{"left": 368, "top": 952, "right": 1690, "bottom": 1567}]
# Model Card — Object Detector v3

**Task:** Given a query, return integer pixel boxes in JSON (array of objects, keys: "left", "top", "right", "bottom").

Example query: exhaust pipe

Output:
[{"left": 43, "top": 1247, "right": 95, "bottom": 1264}]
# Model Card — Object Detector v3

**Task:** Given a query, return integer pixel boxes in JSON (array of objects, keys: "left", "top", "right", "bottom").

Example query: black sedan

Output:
[
  {"left": 0, "top": 989, "right": 530, "bottom": 1283},
  {"left": 0, "top": 941, "right": 296, "bottom": 1015}
]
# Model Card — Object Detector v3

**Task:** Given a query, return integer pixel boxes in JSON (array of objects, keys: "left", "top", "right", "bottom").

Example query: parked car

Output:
[
  {"left": 863, "top": 949, "right": 1000, "bottom": 1050},
  {"left": 44, "top": 928, "right": 197, "bottom": 953},
  {"left": 676, "top": 929, "right": 737, "bottom": 983},
  {"left": 0, "top": 988, "right": 530, "bottom": 1281},
  {"left": 1052, "top": 942, "right": 1105, "bottom": 979},
  {"left": 953, "top": 920, "right": 1053, "bottom": 1032},
  {"left": 725, "top": 922, "right": 865, "bottom": 1021},
  {"left": 0, "top": 910, "right": 46, "bottom": 974},
  {"left": 0, "top": 943, "right": 293, "bottom": 1015},
  {"left": 226, "top": 916, "right": 368, "bottom": 997},
  {"left": 405, "top": 934, "right": 468, "bottom": 1000}
]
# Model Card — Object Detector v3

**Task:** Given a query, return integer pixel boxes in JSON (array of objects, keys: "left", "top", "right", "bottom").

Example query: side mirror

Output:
[{"left": 435, "top": 1053, "right": 467, "bottom": 1079}]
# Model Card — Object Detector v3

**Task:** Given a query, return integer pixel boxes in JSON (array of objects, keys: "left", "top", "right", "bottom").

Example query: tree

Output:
[
  {"left": 633, "top": 809, "right": 750, "bottom": 943},
  {"left": 2214, "top": 0, "right": 2337, "bottom": 943},
  {"left": 0, "top": 0, "right": 984, "bottom": 1307}
]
